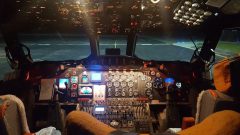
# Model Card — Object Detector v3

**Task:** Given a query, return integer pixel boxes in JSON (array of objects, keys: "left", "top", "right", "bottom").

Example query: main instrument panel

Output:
[{"left": 46, "top": 63, "right": 190, "bottom": 132}]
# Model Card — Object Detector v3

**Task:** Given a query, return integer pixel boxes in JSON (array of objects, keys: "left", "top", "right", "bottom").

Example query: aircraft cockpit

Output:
[{"left": 0, "top": 0, "right": 240, "bottom": 135}]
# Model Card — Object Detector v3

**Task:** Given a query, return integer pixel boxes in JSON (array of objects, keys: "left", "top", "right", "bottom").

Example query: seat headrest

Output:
[{"left": 213, "top": 56, "right": 240, "bottom": 95}]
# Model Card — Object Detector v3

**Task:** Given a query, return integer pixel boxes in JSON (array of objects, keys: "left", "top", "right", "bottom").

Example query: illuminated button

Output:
[
  {"left": 71, "top": 83, "right": 78, "bottom": 90},
  {"left": 176, "top": 82, "right": 182, "bottom": 88}
]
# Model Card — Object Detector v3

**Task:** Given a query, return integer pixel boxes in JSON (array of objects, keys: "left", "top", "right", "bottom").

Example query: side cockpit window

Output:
[
  {"left": 0, "top": 33, "right": 13, "bottom": 80},
  {"left": 215, "top": 29, "right": 240, "bottom": 61}
]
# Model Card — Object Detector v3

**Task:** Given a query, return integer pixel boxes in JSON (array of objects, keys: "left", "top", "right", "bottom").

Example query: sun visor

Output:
[
  {"left": 206, "top": 0, "right": 240, "bottom": 14},
  {"left": 206, "top": 0, "right": 229, "bottom": 8},
  {"left": 213, "top": 56, "right": 240, "bottom": 94},
  {"left": 221, "top": 0, "right": 240, "bottom": 15}
]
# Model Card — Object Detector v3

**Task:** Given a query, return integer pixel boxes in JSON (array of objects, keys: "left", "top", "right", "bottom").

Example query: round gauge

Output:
[
  {"left": 115, "top": 91, "right": 119, "bottom": 97},
  {"left": 108, "top": 75, "right": 113, "bottom": 81},
  {"left": 128, "top": 81, "right": 134, "bottom": 87},
  {"left": 156, "top": 72, "right": 161, "bottom": 77},
  {"left": 133, "top": 91, "right": 138, "bottom": 96},
  {"left": 121, "top": 75, "right": 127, "bottom": 80},
  {"left": 145, "top": 89, "right": 152, "bottom": 96},
  {"left": 129, "top": 92, "right": 133, "bottom": 97},
  {"left": 146, "top": 82, "right": 152, "bottom": 88},
  {"left": 114, "top": 81, "right": 120, "bottom": 87},
  {"left": 129, "top": 75, "right": 134, "bottom": 80},
  {"left": 129, "top": 88, "right": 133, "bottom": 92},
  {"left": 150, "top": 71, "right": 156, "bottom": 76},
  {"left": 147, "top": 76, "right": 152, "bottom": 81},
  {"left": 114, "top": 74, "right": 120, "bottom": 80},
  {"left": 148, "top": 94, "right": 153, "bottom": 100},
  {"left": 107, "top": 82, "right": 112, "bottom": 87},
  {"left": 121, "top": 81, "right": 127, "bottom": 87},
  {"left": 121, "top": 91, "right": 126, "bottom": 97}
]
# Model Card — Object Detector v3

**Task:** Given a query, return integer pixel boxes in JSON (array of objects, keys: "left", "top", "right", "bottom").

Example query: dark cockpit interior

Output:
[{"left": 0, "top": 0, "right": 240, "bottom": 135}]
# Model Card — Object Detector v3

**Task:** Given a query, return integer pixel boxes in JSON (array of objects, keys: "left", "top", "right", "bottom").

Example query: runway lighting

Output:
[{"left": 150, "top": 0, "right": 161, "bottom": 4}]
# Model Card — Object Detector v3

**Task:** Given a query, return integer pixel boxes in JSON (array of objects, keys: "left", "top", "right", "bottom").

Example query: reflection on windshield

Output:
[
  {"left": 19, "top": 33, "right": 91, "bottom": 61},
  {"left": 135, "top": 35, "right": 204, "bottom": 62}
]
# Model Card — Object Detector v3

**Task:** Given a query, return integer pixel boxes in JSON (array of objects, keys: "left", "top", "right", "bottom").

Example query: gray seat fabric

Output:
[
  {"left": 0, "top": 100, "right": 23, "bottom": 135},
  {"left": 196, "top": 90, "right": 240, "bottom": 123}
]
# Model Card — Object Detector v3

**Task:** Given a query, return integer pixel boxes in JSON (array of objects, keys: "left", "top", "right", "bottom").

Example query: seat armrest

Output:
[{"left": 181, "top": 117, "right": 195, "bottom": 130}]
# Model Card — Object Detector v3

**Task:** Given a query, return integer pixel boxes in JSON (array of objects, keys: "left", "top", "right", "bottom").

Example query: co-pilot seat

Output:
[{"left": 195, "top": 56, "right": 240, "bottom": 123}]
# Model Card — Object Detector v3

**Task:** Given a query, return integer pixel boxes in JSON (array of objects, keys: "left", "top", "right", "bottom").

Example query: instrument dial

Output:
[
  {"left": 128, "top": 81, "right": 134, "bottom": 87},
  {"left": 150, "top": 71, "right": 156, "bottom": 76},
  {"left": 146, "top": 82, "right": 152, "bottom": 88},
  {"left": 107, "top": 82, "right": 112, "bottom": 87},
  {"left": 121, "top": 81, "right": 127, "bottom": 87},
  {"left": 114, "top": 74, "right": 120, "bottom": 80},
  {"left": 114, "top": 81, "right": 120, "bottom": 87},
  {"left": 145, "top": 89, "right": 152, "bottom": 96},
  {"left": 120, "top": 74, "right": 125, "bottom": 80}
]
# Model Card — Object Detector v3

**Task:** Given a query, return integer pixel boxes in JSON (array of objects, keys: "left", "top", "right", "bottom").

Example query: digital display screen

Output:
[
  {"left": 91, "top": 72, "right": 102, "bottom": 82},
  {"left": 59, "top": 78, "right": 69, "bottom": 89},
  {"left": 78, "top": 86, "right": 93, "bottom": 96},
  {"left": 82, "top": 75, "right": 89, "bottom": 83},
  {"left": 95, "top": 107, "right": 105, "bottom": 112},
  {"left": 164, "top": 78, "right": 175, "bottom": 84},
  {"left": 71, "top": 76, "right": 78, "bottom": 83}
]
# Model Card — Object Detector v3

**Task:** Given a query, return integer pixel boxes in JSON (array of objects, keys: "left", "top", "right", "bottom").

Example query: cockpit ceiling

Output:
[{"left": 1, "top": 0, "right": 240, "bottom": 34}]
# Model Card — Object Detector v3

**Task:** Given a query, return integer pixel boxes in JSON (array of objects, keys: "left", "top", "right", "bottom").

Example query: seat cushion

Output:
[{"left": 178, "top": 110, "right": 240, "bottom": 135}]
